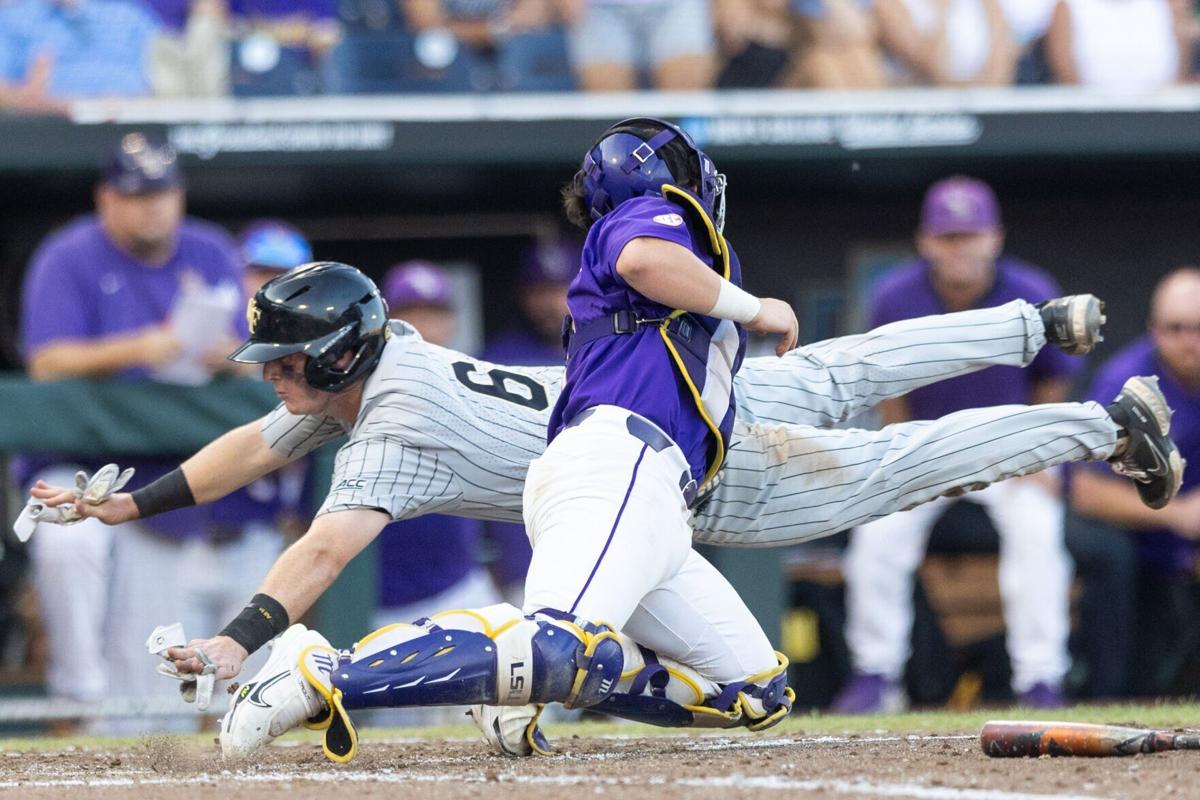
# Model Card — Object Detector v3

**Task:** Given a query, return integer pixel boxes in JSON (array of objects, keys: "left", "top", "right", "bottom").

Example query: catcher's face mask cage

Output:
[
  {"left": 580, "top": 116, "right": 728, "bottom": 233},
  {"left": 231, "top": 261, "right": 390, "bottom": 392}
]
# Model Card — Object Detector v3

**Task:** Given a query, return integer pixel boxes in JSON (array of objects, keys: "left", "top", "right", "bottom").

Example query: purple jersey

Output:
[
  {"left": 549, "top": 194, "right": 746, "bottom": 483},
  {"left": 20, "top": 215, "right": 243, "bottom": 539},
  {"left": 1082, "top": 336, "right": 1200, "bottom": 573},
  {"left": 869, "top": 258, "right": 1080, "bottom": 419},
  {"left": 377, "top": 516, "right": 483, "bottom": 607}
]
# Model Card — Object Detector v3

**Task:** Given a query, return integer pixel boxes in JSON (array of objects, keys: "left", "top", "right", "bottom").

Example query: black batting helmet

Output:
[{"left": 229, "top": 261, "right": 389, "bottom": 392}]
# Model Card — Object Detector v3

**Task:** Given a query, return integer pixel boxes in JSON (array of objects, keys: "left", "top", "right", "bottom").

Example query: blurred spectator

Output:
[
  {"left": 563, "top": 0, "right": 716, "bottom": 90},
  {"left": 229, "top": 0, "right": 341, "bottom": 95},
  {"left": 997, "top": 0, "right": 1056, "bottom": 48},
  {"left": 19, "top": 134, "right": 254, "bottom": 730},
  {"left": 1184, "top": 0, "right": 1200, "bottom": 81},
  {"left": 874, "top": 0, "right": 1018, "bottom": 86},
  {"left": 791, "top": 0, "right": 889, "bottom": 88},
  {"left": 0, "top": 0, "right": 162, "bottom": 111},
  {"left": 375, "top": 260, "right": 499, "bottom": 626},
  {"left": 1067, "top": 268, "right": 1200, "bottom": 698},
  {"left": 145, "top": 0, "right": 231, "bottom": 97},
  {"left": 400, "top": 0, "right": 574, "bottom": 91},
  {"left": 480, "top": 241, "right": 574, "bottom": 602},
  {"left": 1044, "top": 0, "right": 1188, "bottom": 90},
  {"left": 996, "top": 0, "right": 1056, "bottom": 82},
  {"left": 833, "top": 177, "right": 1078, "bottom": 713},
  {"left": 483, "top": 241, "right": 574, "bottom": 365},
  {"left": 714, "top": 0, "right": 794, "bottom": 88}
]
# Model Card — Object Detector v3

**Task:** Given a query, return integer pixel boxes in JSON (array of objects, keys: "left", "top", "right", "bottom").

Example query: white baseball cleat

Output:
[
  {"left": 468, "top": 703, "right": 554, "bottom": 756},
  {"left": 219, "top": 624, "right": 336, "bottom": 759}
]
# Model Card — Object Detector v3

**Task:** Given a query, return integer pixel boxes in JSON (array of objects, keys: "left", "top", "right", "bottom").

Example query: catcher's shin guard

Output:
[
  {"left": 332, "top": 604, "right": 625, "bottom": 712},
  {"left": 595, "top": 648, "right": 794, "bottom": 732}
]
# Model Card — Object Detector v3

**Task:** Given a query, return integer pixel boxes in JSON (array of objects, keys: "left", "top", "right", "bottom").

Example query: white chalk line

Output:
[{"left": 0, "top": 769, "right": 1110, "bottom": 800}]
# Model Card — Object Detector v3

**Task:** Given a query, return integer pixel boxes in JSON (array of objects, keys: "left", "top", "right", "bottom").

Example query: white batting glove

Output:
[
  {"left": 76, "top": 463, "right": 136, "bottom": 504},
  {"left": 146, "top": 623, "right": 217, "bottom": 711},
  {"left": 12, "top": 463, "right": 134, "bottom": 542}
]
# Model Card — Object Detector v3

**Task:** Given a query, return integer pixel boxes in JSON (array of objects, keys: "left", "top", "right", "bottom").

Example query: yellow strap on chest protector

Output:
[{"left": 656, "top": 185, "right": 733, "bottom": 485}]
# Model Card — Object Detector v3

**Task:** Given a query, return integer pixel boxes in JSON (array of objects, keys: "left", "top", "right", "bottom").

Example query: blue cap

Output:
[
  {"left": 240, "top": 220, "right": 313, "bottom": 271},
  {"left": 101, "top": 132, "right": 183, "bottom": 195}
]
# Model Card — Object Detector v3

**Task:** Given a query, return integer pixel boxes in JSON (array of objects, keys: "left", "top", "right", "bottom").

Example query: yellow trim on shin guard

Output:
[
  {"left": 298, "top": 644, "right": 359, "bottom": 763},
  {"left": 525, "top": 705, "right": 554, "bottom": 757},
  {"left": 321, "top": 688, "right": 359, "bottom": 763}
]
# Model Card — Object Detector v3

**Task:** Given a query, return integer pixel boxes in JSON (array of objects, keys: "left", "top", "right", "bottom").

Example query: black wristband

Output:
[
  {"left": 219, "top": 593, "right": 290, "bottom": 655},
  {"left": 129, "top": 467, "right": 196, "bottom": 519}
]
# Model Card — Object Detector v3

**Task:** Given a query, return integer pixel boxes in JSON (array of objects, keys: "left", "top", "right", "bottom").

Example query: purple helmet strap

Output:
[{"left": 620, "top": 127, "right": 679, "bottom": 175}]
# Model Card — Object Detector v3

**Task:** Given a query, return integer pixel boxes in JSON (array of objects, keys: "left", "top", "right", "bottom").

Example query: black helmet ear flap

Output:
[{"left": 303, "top": 323, "right": 386, "bottom": 392}]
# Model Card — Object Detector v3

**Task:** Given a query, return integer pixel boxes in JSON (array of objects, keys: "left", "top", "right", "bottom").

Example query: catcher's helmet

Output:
[
  {"left": 579, "top": 117, "right": 727, "bottom": 232},
  {"left": 230, "top": 261, "right": 389, "bottom": 392}
]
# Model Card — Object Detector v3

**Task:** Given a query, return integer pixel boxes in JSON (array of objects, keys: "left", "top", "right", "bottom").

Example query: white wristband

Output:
[{"left": 708, "top": 278, "right": 761, "bottom": 324}]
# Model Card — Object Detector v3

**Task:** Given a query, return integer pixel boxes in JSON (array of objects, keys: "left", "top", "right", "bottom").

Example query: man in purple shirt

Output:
[
  {"left": 481, "top": 241, "right": 575, "bottom": 602},
  {"left": 835, "top": 176, "right": 1079, "bottom": 713},
  {"left": 20, "top": 134, "right": 247, "bottom": 729},
  {"left": 1067, "top": 268, "right": 1200, "bottom": 698}
]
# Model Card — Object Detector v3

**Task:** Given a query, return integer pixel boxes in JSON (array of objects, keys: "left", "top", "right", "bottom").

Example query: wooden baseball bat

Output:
[{"left": 981, "top": 720, "right": 1200, "bottom": 757}]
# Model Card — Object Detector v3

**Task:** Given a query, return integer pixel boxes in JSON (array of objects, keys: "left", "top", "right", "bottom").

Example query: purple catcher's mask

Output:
[{"left": 580, "top": 117, "right": 727, "bottom": 232}]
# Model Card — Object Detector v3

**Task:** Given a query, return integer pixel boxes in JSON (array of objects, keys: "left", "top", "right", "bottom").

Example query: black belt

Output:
[
  {"left": 563, "top": 311, "right": 696, "bottom": 360},
  {"left": 564, "top": 408, "right": 698, "bottom": 506}
]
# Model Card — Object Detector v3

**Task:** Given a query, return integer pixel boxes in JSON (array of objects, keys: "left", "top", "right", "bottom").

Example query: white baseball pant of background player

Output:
[
  {"left": 842, "top": 476, "right": 1070, "bottom": 694},
  {"left": 30, "top": 467, "right": 280, "bottom": 733}
]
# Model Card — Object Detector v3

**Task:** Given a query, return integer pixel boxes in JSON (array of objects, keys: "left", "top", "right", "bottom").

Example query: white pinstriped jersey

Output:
[
  {"left": 262, "top": 322, "right": 557, "bottom": 522},
  {"left": 261, "top": 303, "right": 1117, "bottom": 544}
]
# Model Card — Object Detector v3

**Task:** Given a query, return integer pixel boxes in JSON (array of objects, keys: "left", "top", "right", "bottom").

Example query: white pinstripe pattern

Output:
[{"left": 260, "top": 304, "right": 1118, "bottom": 543}]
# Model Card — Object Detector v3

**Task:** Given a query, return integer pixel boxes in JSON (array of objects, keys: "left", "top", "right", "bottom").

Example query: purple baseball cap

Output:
[
  {"left": 101, "top": 132, "right": 184, "bottom": 195},
  {"left": 240, "top": 219, "right": 313, "bottom": 271},
  {"left": 519, "top": 241, "right": 579, "bottom": 287},
  {"left": 919, "top": 176, "right": 1001, "bottom": 236},
  {"left": 382, "top": 260, "right": 453, "bottom": 309}
]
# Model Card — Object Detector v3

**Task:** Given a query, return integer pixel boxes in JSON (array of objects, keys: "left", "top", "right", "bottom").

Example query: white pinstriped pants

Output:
[{"left": 695, "top": 300, "right": 1120, "bottom": 546}]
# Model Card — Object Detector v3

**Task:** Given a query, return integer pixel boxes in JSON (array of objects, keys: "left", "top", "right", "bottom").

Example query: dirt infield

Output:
[{"left": 0, "top": 726, "right": 1195, "bottom": 799}]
